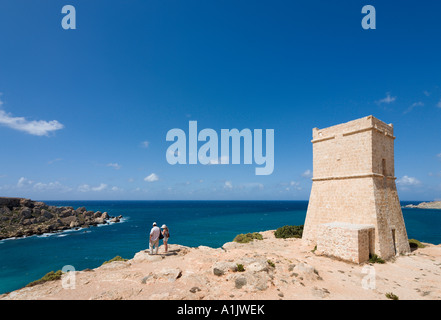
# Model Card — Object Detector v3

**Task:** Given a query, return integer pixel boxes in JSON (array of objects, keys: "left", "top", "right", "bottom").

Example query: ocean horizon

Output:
[{"left": 0, "top": 200, "right": 440, "bottom": 295}]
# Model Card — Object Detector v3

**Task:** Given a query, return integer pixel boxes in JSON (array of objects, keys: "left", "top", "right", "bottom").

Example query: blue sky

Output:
[{"left": 0, "top": 0, "right": 440, "bottom": 201}]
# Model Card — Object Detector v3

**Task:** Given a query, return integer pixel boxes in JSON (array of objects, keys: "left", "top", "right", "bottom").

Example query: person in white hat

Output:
[
  {"left": 149, "top": 222, "right": 161, "bottom": 255},
  {"left": 161, "top": 224, "right": 170, "bottom": 253}
]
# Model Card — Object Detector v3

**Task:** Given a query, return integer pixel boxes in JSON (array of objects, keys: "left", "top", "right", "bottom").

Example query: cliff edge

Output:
[{"left": 1, "top": 230, "right": 440, "bottom": 300}]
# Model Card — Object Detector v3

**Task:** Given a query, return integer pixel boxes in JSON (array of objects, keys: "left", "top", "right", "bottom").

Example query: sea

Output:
[{"left": 0, "top": 200, "right": 440, "bottom": 295}]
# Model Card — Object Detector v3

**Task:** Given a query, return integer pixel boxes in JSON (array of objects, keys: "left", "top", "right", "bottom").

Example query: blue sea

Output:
[{"left": 0, "top": 200, "right": 440, "bottom": 295}]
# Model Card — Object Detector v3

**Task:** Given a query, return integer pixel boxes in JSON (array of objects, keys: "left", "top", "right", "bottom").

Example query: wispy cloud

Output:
[
  {"left": 301, "top": 169, "right": 313, "bottom": 178},
  {"left": 396, "top": 175, "right": 421, "bottom": 186},
  {"left": 17, "top": 177, "right": 33, "bottom": 188},
  {"left": 33, "top": 181, "right": 72, "bottom": 193},
  {"left": 224, "top": 181, "right": 233, "bottom": 189},
  {"left": 48, "top": 158, "right": 62, "bottom": 165},
  {"left": 376, "top": 92, "right": 396, "bottom": 105},
  {"left": 141, "top": 141, "right": 150, "bottom": 148},
  {"left": 144, "top": 173, "right": 159, "bottom": 182},
  {"left": 107, "top": 163, "right": 121, "bottom": 170},
  {"left": 403, "top": 102, "right": 424, "bottom": 114},
  {"left": 78, "top": 183, "right": 108, "bottom": 192},
  {"left": 437, "top": 99, "right": 441, "bottom": 108},
  {"left": 0, "top": 96, "right": 64, "bottom": 136}
]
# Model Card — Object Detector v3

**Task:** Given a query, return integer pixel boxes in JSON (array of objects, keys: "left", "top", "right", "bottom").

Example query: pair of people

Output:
[{"left": 149, "top": 222, "right": 170, "bottom": 255}]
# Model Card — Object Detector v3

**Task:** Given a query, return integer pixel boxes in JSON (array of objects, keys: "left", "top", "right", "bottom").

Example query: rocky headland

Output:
[
  {"left": 404, "top": 201, "right": 441, "bottom": 210},
  {"left": 1, "top": 230, "right": 440, "bottom": 300},
  {"left": 0, "top": 197, "right": 122, "bottom": 240}
]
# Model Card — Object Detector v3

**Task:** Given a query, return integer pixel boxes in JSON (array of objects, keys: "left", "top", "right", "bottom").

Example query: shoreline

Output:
[
  {"left": 0, "top": 197, "right": 124, "bottom": 240},
  {"left": 0, "top": 216, "right": 128, "bottom": 242}
]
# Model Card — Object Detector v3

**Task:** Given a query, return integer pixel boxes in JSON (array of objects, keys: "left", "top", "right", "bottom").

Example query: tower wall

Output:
[{"left": 303, "top": 116, "right": 410, "bottom": 261}]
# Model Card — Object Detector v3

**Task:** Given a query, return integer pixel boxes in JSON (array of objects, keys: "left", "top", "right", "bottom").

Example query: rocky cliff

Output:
[
  {"left": 404, "top": 201, "right": 441, "bottom": 209},
  {"left": 0, "top": 197, "right": 122, "bottom": 240}
]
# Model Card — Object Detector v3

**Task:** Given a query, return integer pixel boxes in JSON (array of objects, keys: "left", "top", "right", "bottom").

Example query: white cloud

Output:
[
  {"left": 403, "top": 102, "right": 424, "bottom": 114},
  {"left": 144, "top": 173, "right": 159, "bottom": 182},
  {"left": 437, "top": 99, "right": 441, "bottom": 108},
  {"left": 107, "top": 163, "right": 121, "bottom": 170},
  {"left": 396, "top": 175, "right": 421, "bottom": 186},
  {"left": 376, "top": 92, "right": 396, "bottom": 105},
  {"left": 301, "top": 169, "right": 313, "bottom": 178},
  {"left": 141, "top": 141, "right": 150, "bottom": 148},
  {"left": 33, "top": 181, "right": 72, "bottom": 192},
  {"left": 437, "top": 152, "right": 441, "bottom": 159},
  {"left": 423, "top": 90, "right": 430, "bottom": 97},
  {"left": 17, "top": 177, "right": 33, "bottom": 188},
  {"left": 92, "top": 183, "right": 107, "bottom": 191},
  {"left": 224, "top": 181, "right": 233, "bottom": 189},
  {"left": 0, "top": 108, "right": 64, "bottom": 136},
  {"left": 78, "top": 183, "right": 108, "bottom": 192}
]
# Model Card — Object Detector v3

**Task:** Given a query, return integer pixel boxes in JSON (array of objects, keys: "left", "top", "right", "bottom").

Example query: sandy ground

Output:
[{"left": 1, "top": 230, "right": 440, "bottom": 300}]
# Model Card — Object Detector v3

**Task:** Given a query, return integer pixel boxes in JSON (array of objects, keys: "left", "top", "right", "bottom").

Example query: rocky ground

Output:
[
  {"left": 1, "top": 230, "right": 440, "bottom": 300},
  {"left": 404, "top": 201, "right": 441, "bottom": 210},
  {"left": 0, "top": 197, "right": 122, "bottom": 240}
]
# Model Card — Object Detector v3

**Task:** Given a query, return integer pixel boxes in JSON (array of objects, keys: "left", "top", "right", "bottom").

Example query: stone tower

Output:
[{"left": 302, "top": 115, "right": 410, "bottom": 263}]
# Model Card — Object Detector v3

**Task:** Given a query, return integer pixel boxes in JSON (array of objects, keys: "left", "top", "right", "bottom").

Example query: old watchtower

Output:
[{"left": 302, "top": 116, "right": 410, "bottom": 263}]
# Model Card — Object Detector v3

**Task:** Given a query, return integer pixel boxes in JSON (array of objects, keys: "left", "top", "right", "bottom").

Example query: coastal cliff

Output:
[
  {"left": 404, "top": 201, "right": 441, "bottom": 210},
  {"left": 1, "top": 230, "right": 440, "bottom": 300},
  {"left": 0, "top": 197, "right": 122, "bottom": 240}
]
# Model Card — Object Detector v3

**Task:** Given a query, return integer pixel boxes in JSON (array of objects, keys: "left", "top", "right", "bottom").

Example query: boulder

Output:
[
  {"left": 60, "top": 216, "right": 78, "bottom": 226},
  {"left": 213, "top": 261, "right": 238, "bottom": 276},
  {"left": 235, "top": 276, "right": 247, "bottom": 289},
  {"left": 19, "top": 207, "right": 33, "bottom": 219},
  {"left": 76, "top": 207, "right": 86, "bottom": 214},
  {"left": 59, "top": 209, "right": 73, "bottom": 218},
  {"left": 94, "top": 217, "right": 105, "bottom": 224},
  {"left": 93, "top": 211, "right": 102, "bottom": 218},
  {"left": 41, "top": 209, "right": 53, "bottom": 220},
  {"left": 101, "top": 212, "right": 109, "bottom": 219},
  {"left": 0, "top": 206, "right": 12, "bottom": 216},
  {"left": 19, "top": 198, "right": 33, "bottom": 208}
]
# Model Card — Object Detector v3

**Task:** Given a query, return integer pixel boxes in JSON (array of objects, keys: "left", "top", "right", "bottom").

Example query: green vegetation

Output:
[
  {"left": 385, "top": 292, "right": 399, "bottom": 300},
  {"left": 102, "top": 256, "right": 128, "bottom": 265},
  {"left": 368, "top": 254, "right": 385, "bottom": 264},
  {"left": 312, "top": 245, "right": 317, "bottom": 253},
  {"left": 409, "top": 239, "right": 425, "bottom": 249},
  {"left": 233, "top": 232, "right": 263, "bottom": 243},
  {"left": 274, "top": 225, "right": 304, "bottom": 239},
  {"left": 26, "top": 270, "right": 62, "bottom": 287},
  {"left": 267, "top": 260, "right": 275, "bottom": 268},
  {"left": 236, "top": 264, "right": 245, "bottom": 272}
]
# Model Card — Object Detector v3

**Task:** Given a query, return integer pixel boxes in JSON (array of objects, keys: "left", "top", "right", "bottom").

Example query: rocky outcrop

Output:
[
  {"left": 404, "top": 201, "right": 441, "bottom": 210},
  {"left": 0, "top": 197, "right": 123, "bottom": 240}
]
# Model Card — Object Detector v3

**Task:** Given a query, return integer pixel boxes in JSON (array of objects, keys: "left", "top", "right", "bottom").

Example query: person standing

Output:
[
  {"left": 161, "top": 224, "right": 170, "bottom": 253},
  {"left": 149, "top": 222, "right": 161, "bottom": 255}
]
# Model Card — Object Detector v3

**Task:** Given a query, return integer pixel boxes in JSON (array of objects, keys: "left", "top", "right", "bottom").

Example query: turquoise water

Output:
[{"left": 0, "top": 200, "right": 439, "bottom": 295}]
